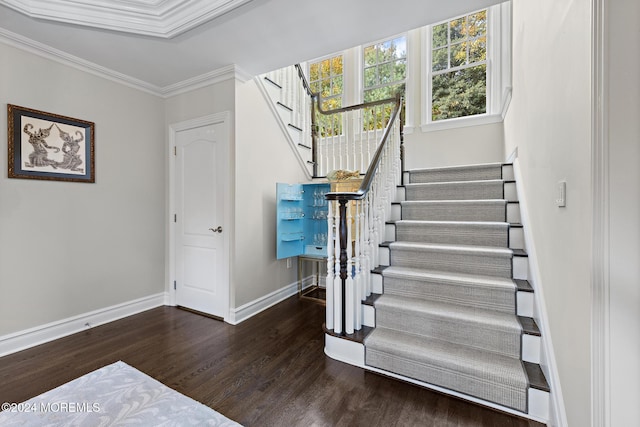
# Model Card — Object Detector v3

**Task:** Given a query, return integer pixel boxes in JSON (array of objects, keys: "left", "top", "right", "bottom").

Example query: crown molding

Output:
[
  {"left": 0, "top": 27, "right": 253, "bottom": 98},
  {"left": 0, "top": 0, "right": 254, "bottom": 38},
  {"left": 160, "top": 64, "right": 252, "bottom": 97},
  {"left": 0, "top": 26, "right": 163, "bottom": 95}
]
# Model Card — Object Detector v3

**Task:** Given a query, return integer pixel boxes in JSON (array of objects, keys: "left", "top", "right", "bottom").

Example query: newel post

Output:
[{"left": 338, "top": 199, "right": 349, "bottom": 335}]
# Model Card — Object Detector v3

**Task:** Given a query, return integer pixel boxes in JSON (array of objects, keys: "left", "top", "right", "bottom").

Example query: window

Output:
[
  {"left": 363, "top": 36, "right": 407, "bottom": 102},
  {"left": 362, "top": 36, "right": 407, "bottom": 130},
  {"left": 309, "top": 55, "right": 344, "bottom": 136},
  {"left": 431, "top": 10, "right": 487, "bottom": 121},
  {"left": 417, "top": 3, "right": 511, "bottom": 131},
  {"left": 309, "top": 55, "right": 344, "bottom": 111}
]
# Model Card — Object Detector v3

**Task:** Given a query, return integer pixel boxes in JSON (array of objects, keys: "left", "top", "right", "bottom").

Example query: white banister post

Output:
[
  {"left": 354, "top": 200, "right": 363, "bottom": 329},
  {"left": 345, "top": 201, "right": 354, "bottom": 334},
  {"left": 326, "top": 199, "right": 334, "bottom": 331},
  {"left": 363, "top": 193, "right": 371, "bottom": 297},
  {"left": 333, "top": 199, "right": 342, "bottom": 334}
]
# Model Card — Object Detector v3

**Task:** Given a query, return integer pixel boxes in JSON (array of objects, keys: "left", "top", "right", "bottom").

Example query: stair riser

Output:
[
  {"left": 395, "top": 223, "right": 509, "bottom": 247},
  {"left": 408, "top": 164, "right": 514, "bottom": 183},
  {"left": 402, "top": 202, "right": 508, "bottom": 222},
  {"left": 409, "top": 165, "right": 503, "bottom": 184},
  {"left": 386, "top": 248, "right": 513, "bottom": 278},
  {"left": 510, "top": 227, "right": 525, "bottom": 249},
  {"left": 406, "top": 181, "right": 505, "bottom": 201},
  {"left": 382, "top": 275, "right": 516, "bottom": 314},
  {"left": 376, "top": 308, "right": 521, "bottom": 358},
  {"left": 387, "top": 222, "right": 524, "bottom": 249},
  {"left": 507, "top": 203, "right": 521, "bottom": 223}
]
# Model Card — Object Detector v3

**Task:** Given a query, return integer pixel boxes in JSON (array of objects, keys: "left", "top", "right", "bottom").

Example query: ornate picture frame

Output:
[{"left": 8, "top": 104, "right": 95, "bottom": 183}]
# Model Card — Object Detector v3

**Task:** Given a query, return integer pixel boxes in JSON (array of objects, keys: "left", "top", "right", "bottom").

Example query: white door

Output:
[{"left": 174, "top": 119, "right": 229, "bottom": 318}]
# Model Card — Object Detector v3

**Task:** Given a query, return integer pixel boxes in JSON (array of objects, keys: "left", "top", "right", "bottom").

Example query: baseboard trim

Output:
[
  {"left": 226, "top": 276, "right": 315, "bottom": 325},
  {"left": 513, "top": 159, "right": 567, "bottom": 426},
  {"left": 0, "top": 292, "right": 167, "bottom": 357}
]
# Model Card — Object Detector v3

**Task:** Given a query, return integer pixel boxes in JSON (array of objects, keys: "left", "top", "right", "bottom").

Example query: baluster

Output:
[
  {"left": 354, "top": 200, "right": 363, "bottom": 329},
  {"left": 326, "top": 199, "right": 334, "bottom": 331},
  {"left": 362, "top": 193, "right": 371, "bottom": 297},
  {"left": 352, "top": 110, "right": 356, "bottom": 171},
  {"left": 345, "top": 201, "right": 354, "bottom": 334},
  {"left": 333, "top": 199, "right": 342, "bottom": 334}
]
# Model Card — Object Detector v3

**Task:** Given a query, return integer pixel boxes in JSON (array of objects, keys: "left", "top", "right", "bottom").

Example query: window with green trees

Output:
[
  {"left": 363, "top": 36, "right": 407, "bottom": 102},
  {"left": 431, "top": 10, "right": 487, "bottom": 121},
  {"left": 363, "top": 36, "right": 406, "bottom": 130},
  {"left": 309, "top": 55, "right": 344, "bottom": 136}
]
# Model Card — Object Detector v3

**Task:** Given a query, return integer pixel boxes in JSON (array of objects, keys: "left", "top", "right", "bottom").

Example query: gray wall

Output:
[
  {"left": 607, "top": 0, "right": 640, "bottom": 424},
  {"left": 0, "top": 43, "right": 166, "bottom": 336}
]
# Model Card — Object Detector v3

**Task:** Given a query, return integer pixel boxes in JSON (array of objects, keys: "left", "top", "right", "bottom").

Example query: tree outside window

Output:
[
  {"left": 309, "top": 55, "right": 344, "bottom": 136},
  {"left": 431, "top": 10, "right": 487, "bottom": 121},
  {"left": 363, "top": 36, "right": 406, "bottom": 130}
]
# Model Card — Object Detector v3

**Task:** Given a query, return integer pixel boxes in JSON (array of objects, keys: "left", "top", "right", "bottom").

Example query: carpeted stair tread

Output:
[
  {"left": 374, "top": 294, "right": 522, "bottom": 358},
  {"left": 409, "top": 163, "right": 504, "bottom": 184},
  {"left": 395, "top": 220, "right": 509, "bottom": 247},
  {"left": 405, "top": 180, "right": 504, "bottom": 201},
  {"left": 401, "top": 199, "right": 507, "bottom": 222},
  {"left": 382, "top": 266, "right": 516, "bottom": 313},
  {"left": 389, "top": 242, "right": 513, "bottom": 278},
  {"left": 365, "top": 327, "right": 528, "bottom": 412}
]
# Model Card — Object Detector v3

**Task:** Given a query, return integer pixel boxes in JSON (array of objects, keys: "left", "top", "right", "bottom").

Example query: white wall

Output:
[
  {"left": 0, "top": 43, "right": 166, "bottom": 336},
  {"left": 503, "top": 1, "right": 592, "bottom": 426},
  {"left": 403, "top": 123, "right": 504, "bottom": 169},
  {"left": 234, "top": 79, "right": 308, "bottom": 307},
  {"left": 402, "top": 25, "right": 505, "bottom": 170},
  {"left": 607, "top": 0, "right": 640, "bottom": 424}
]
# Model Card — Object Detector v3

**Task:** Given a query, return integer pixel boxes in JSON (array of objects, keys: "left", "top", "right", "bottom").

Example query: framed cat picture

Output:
[{"left": 7, "top": 104, "right": 95, "bottom": 183}]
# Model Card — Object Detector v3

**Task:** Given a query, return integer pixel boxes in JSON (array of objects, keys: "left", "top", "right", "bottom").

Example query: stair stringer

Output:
[
  {"left": 324, "top": 333, "right": 550, "bottom": 424},
  {"left": 511, "top": 158, "right": 568, "bottom": 427},
  {"left": 254, "top": 74, "right": 313, "bottom": 180}
]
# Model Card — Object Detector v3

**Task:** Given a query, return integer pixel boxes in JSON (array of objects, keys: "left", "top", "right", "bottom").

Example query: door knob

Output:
[{"left": 209, "top": 226, "right": 223, "bottom": 233}]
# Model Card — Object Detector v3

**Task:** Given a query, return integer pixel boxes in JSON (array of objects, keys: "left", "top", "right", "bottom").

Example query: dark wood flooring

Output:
[{"left": 0, "top": 296, "right": 545, "bottom": 426}]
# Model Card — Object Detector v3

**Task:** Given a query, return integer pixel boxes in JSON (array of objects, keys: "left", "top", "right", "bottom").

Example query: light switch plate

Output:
[{"left": 556, "top": 181, "right": 566, "bottom": 207}]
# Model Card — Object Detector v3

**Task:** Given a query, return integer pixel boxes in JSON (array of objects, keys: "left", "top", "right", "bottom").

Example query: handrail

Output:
[
  {"left": 294, "top": 64, "right": 314, "bottom": 98},
  {"left": 325, "top": 93, "right": 402, "bottom": 201},
  {"left": 316, "top": 96, "right": 398, "bottom": 115}
]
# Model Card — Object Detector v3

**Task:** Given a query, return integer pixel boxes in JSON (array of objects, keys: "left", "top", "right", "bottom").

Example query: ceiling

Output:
[{"left": 0, "top": 0, "right": 503, "bottom": 95}]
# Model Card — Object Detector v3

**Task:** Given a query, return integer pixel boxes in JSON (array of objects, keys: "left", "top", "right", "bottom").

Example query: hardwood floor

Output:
[{"left": 0, "top": 297, "right": 545, "bottom": 426}]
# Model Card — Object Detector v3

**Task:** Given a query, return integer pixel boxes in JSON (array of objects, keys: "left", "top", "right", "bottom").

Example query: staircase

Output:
[
  {"left": 327, "top": 162, "right": 550, "bottom": 422},
  {"left": 257, "top": 68, "right": 315, "bottom": 178}
]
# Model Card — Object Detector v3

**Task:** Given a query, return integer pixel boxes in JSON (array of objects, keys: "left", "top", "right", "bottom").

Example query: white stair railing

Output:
[
  {"left": 325, "top": 95, "right": 403, "bottom": 335},
  {"left": 260, "top": 64, "right": 399, "bottom": 178}
]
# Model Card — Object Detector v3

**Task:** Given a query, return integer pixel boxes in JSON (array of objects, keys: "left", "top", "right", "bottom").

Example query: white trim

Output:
[
  {"left": 0, "top": 27, "right": 251, "bottom": 99},
  {"left": 324, "top": 334, "right": 549, "bottom": 423},
  {"left": 420, "top": 111, "right": 505, "bottom": 132},
  {"left": 420, "top": 3, "right": 512, "bottom": 129},
  {"left": 0, "top": 293, "right": 167, "bottom": 357},
  {"left": 0, "top": 0, "right": 253, "bottom": 38},
  {"left": 161, "top": 65, "right": 251, "bottom": 97},
  {"left": 168, "top": 112, "right": 233, "bottom": 321},
  {"left": 0, "top": 26, "right": 162, "bottom": 96},
  {"left": 254, "top": 75, "right": 313, "bottom": 180},
  {"left": 226, "top": 276, "right": 316, "bottom": 325},
  {"left": 512, "top": 158, "right": 568, "bottom": 427},
  {"left": 591, "top": 0, "right": 610, "bottom": 425}
]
